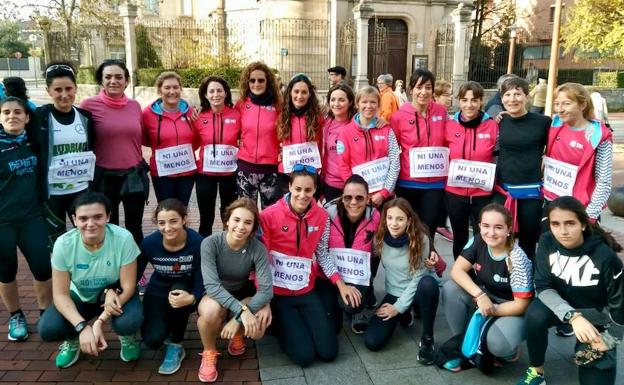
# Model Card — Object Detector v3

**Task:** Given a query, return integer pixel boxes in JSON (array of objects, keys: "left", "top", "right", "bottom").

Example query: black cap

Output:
[{"left": 327, "top": 66, "right": 347, "bottom": 77}]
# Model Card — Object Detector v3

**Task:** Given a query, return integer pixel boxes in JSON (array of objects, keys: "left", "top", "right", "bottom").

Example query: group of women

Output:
[{"left": 0, "top": 58, "right": 621, "bottom": 385}]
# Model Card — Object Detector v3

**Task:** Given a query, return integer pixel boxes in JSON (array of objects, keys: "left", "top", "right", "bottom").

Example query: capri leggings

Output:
[
  {"left": 525, "top": 298, "right": 616, "bottom": 385},
  {"left": 236, "top": 170, "right": 281, "bottom": 209},
  {"left": 395, "top": 187, "right": 445, "bottom": 238},
  {"left": 442, "top": 280, "right": 525, "bottom": 358},
  {"left": 0, "top": 216, "right": 51, "bottom": 283}
]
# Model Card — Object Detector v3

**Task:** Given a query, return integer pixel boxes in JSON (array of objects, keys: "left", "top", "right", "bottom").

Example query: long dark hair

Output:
[
  {"left": 375, "top": 198, "right": 427, "bottom": 274},
  {"left": 479, "top": 203, "right": 515, "bottom": 253},
  {"left": 238, "top": 61, "right": 282, "bottom": 106},
  {"left": 547, "top": 196, "right": 622, "bottom": 252},
  {"left": 277, "top": 73, "right": 321, "bottom": 142}
]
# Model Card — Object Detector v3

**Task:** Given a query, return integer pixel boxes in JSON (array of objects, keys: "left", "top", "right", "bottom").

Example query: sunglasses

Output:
[
  {"left": 342, "top": 194, "right": 366, "bottom": 203},
  {"left": 292, "top": 164, "right": 317, "bottom": 173},
  {"left": 249, "top": 78, "right": 266, "bottom": 84},
  {"left": 45, "top": 64, "right": 75, "bottom": 75}
]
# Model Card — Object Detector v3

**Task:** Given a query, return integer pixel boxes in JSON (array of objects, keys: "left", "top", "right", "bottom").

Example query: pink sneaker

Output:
[
  {"left": 198, "top": 350, "right": 220, "bottom": 382},
  {"left": 436, "top": 227, "right": 454, "bottom": 242},
  {"left": 228, "top": 332, "right": 246, "bottom": 356}
]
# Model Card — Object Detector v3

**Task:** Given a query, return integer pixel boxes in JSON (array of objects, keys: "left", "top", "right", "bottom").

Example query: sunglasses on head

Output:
[
  {"left": 249, "top": 78, "right": 266, "bottom": 84},
  {"left": 292, "top": 164, "right": 317, "bottom": 173},
  {"left": 342, "top": 194, "right": 366, "bottom": 203},
  {"left": 45, "top": 64, "right": 75, "bottom": 75}
]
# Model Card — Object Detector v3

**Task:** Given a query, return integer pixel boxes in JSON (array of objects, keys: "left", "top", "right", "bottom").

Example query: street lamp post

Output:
[{"left": 507, "top": 24, "right": 518, "bottom": 74}]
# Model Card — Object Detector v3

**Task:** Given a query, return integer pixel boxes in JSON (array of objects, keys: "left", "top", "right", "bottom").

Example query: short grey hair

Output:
[
  {"left": 496, "top": 73, "right": 518, "bottom": 91},
  {"left": 377, "top": 74, "right": 393, "bottom": 86}
]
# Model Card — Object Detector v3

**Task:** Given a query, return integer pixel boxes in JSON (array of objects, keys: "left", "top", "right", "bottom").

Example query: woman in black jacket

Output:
[{"left": 516, "top": 196, "right": 623, "bottom": 385}]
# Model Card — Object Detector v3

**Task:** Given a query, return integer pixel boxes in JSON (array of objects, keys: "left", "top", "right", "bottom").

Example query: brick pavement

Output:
[{"left": 0, "top": 185, "right": 260, "bottom": 384}]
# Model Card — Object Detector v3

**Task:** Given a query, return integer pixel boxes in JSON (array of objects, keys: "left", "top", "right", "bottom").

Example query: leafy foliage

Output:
[
  {"left": 0, "top": 21, "right": 31, "bottom": 58},
  {"left": 136, "top": 67, "right": 243, "bottom": 89},
  {"left": 562, "top": 0, "right": 624, "bottom": 60}
]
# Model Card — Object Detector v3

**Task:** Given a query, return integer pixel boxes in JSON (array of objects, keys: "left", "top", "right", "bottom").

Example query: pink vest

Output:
[
  {"left": 235, "top": 98, "right": 280, "bottom": 165},
  {"left": 322, "top": 117, "right": 350, "bottom": 189},
  {"left": 193, "top": 106, "right": 241, "bottom": 176}
]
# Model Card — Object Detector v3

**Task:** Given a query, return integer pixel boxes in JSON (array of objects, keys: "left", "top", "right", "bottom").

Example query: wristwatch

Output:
[
  {"left": 235, "top": 304, "right": 249, "bottom": 321},
  {"left": 74, "top": 321, "right": 88, "bottom": 334},
  {"left": 563, "top": 310, "right": 581, "bottom": 324}
]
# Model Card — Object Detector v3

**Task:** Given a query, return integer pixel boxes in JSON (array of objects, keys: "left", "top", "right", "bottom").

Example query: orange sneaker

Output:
[
  {"left": 228, "top": 332, "right": 246, "bottom": 356},
  {"left": 198, "top": 350, "right": 220, "bottom": 383}
]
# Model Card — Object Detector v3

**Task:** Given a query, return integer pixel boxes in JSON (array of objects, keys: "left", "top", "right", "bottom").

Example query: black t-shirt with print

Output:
[{"left": 462, "top": 234, "right": 514, "bottom": 302}]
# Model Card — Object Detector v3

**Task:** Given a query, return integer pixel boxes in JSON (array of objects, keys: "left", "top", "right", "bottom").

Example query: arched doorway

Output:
[{"left": 368, "top": 18, "right": 408, "bottom": 85}]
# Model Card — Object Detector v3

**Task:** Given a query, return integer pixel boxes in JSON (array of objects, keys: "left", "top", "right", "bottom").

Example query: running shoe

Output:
[
  {"left": 7, "top": 312, "right": 28, "bottom": 341},
  {"left": 417, "top": 335, "right": 435, "bottom": 365},
  {"left": 228, "top": 332, "right": 246, "bottom": 356},
  {"left": 351, "top": 311, "right": 370, "bottom": 334},
  {"left": 198, "top": 350, "right": 220, "bottom": 382},
  {"left": 436, "top": 227, "right": 454, "bottom": 242},
  {"left": 119, "top": 334, "right": 141, "bottom": 362},
  {"left": 443, "top": 358, "right": 462, "bottom": 372},
  {"left": 555, "top": 323, "right": 574, "bottom": 337},
  {"left": 55, "top": 339, "right": 80, "bottom": 368},
  {"left": 515, "top": 367, "right": 545, "bottom": 385},
  {"left": 158, "top": 342, "right": 186, "bottom": 375}
]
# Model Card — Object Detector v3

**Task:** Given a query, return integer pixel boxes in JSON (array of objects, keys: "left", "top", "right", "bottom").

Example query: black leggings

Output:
[
  {"left": 271, "top": 290, "right": 338, "bottom": 367},
  {"left": 141, "top": 293, "right": 195, "bottom": 348},
  {"left": 446, "top": 192, "right": 492, "bottom": 259},
  {"left": 395, "top": 187, "right": 445, "bottom": 238},
  {"left": 95, "top": 173, "right": 145, "bottom": 244},
  {"left": 493, "top": 193, "right": 542, "bottom": 260},
  {"left": 525, "top": 298, "right": 616, "bottom": 385},
  {"left": 364, "top": 275, "right": 439, "bottom": 351},
  {"left": 0, "top": 216, "right": 51, "bottom": 283},
  {"left": 195, "top": 173, "right": 238, "bottom": 237}
]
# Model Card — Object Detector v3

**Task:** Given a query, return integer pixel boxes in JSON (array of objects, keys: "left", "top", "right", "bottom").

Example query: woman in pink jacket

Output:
[
  {"left": 322, "top": 84, "right": 356, "bottom": 202},
  {"left": 235, "top": 62, "right": 282, "bottom": 209},
  {"left": 142, "top": 71, "right": 197, "bottom": 205},
  {"left": 336, "top": 86, "right": 400, "bottom": 208},
  {"left": 444, "top": 81, "right": 498, "bottom": 258},
  {"left": 259, "top": 165, "right": 338, "bottom": 366},
  {"left": 193, "top": 76, "right": 241, "bottom": 236},
  {"left": 390, "top": 69, "right": 448, "bottom": 237},
  {"left": 544, "top": 82, "right": 612, "bottom": 223},
  {"left": 276, "top": 74, "right": 323, "bottom": 195}
]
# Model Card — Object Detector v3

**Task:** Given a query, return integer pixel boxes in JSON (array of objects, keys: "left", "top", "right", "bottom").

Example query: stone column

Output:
[
  {"left": 120, "top": 1, "right": 138, "bottom": 98},
  {"left": 353, "top": 0, "right": 374, "bottom": 90},
  {"left": 451, "top": 2, "right": 472, "bottom": 92},
  {"left": 214, "top": 0, "right": 228, "bottom": 66}
]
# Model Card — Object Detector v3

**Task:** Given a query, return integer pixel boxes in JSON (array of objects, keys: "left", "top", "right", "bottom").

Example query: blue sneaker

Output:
[
  {"left": 516, "top": 367, "right": 545, "bottom": 385},
  {"left": 8, "top": 312, "right": 28, "bottom": 341},
  {"left": 158, "top": 342, "right": 186, "bottom": 375}
]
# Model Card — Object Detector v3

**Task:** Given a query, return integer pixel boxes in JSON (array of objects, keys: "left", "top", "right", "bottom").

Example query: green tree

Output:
[
  {"left": 0, "top": 21, "right": 31, "bottom": 58},
  {"left": 562, "top": 0, "right": 624, "bottom": 60}
]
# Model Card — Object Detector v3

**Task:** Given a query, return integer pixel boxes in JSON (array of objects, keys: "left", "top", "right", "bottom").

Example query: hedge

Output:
[
  {"left": 77, "top": 66, "right": 97, "bottom": 84},
  {"left": 136, "top": 67, "right": 243, "bottom": 88}
]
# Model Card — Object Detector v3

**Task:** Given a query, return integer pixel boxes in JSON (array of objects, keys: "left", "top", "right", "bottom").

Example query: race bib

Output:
[
  {"left": 352, "top": 157, "right": 389, "bottom": 193},
  {"left": 48, "top": 151, "right": 96, "bottom": 183},
  {"left": 155, "top": 143, "right": 197, "bottom": 177},
  {"left": 447, "top": 159, "right": 496, "bottom": 192},
  {"left": 269, "top": 250, "right": 312, "bottom": 291},
  {"left": 543, "top": 156, "right": 578, "bottom": 197},
  {"left": 282, "top": 142, "right": 322, "bottom": 173},
  {"left": 409, "top": 147, "right": 449, "bottom": 178},
  {"left": 202, "top": 144, "right": 238, "bottom": 173},
  {"left": 329, "top": 248, "right": 371, "bottom": 286}
]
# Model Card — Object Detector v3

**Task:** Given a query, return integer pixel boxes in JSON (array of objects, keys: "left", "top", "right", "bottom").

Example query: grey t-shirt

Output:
[{"left": 201, "top": 231, "right": 273, "bottom": 314}]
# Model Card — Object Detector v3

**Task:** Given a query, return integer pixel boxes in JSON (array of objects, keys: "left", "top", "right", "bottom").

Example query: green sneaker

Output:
[
  {"left": 119, "top": 334, "right": 141, "bottom": 362},
  {"left": 55, "top": 339, "right": 80, "bottom": 368},
  {"left": 8, "top": 312, "right": 28, "bottom": 341},
  {"left": 516, "top": 367, "right": 545, "bottom": 385}
]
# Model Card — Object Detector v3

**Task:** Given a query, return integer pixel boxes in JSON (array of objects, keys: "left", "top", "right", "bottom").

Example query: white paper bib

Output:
[
  {"left": 409, "top": 146, "right": 449, "bottom": 178},
  {"left": 543, "top": 156, "right": 579, "bottom": 197},
  {"left": 202, "top": 144, "right": 238, "bottom": 173},
  {"left": 329, "top": 248, "right": 371, "bottom": 286},
  {"left": 282, "top": 142, "right": 322, "bottom": 173},
  {"left": 352, "top": 157, "right": 389, "bottom": 193},
  {"left": 447, "top": 159, "right": 496, "bottom": 191},
  {"left": 269, "top": 250, "right": 312, "bottom": 291},
  {"left": 155, "top": 143, "right": 197, "bottom": 176},
  {"left": 48, "top": 151, "right": 96, "bottom": 184}
]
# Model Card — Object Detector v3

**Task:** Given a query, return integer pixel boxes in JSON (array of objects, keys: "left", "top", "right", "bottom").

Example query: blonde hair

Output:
[
  {"left": 355, "top": 86, "right": 380, "bottom": 105},
  {"left": 155, "top": 71, "right": 182, "bottom": 90},
  {"left": 434, "top": 80, "right": 452, "bottom": 98},
  {"left": 556, "top": 82, "right": 594, "bottom": 120}
]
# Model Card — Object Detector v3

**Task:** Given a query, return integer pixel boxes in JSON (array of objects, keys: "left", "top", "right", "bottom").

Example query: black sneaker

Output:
[
  {"left": 351, "top": 311, "right": 370, "bottom": 334},
  {"left": 555, "top": 323, "right": 574, "bottom": 337},
  {"left": 417, "top": 336, "right": 435, "bottom": 365}
]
